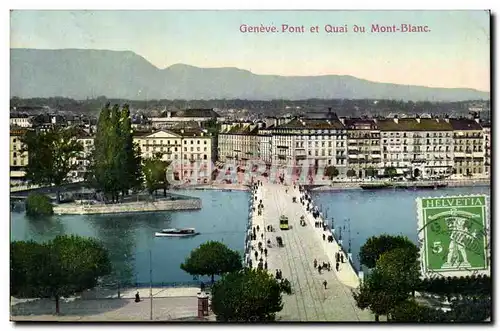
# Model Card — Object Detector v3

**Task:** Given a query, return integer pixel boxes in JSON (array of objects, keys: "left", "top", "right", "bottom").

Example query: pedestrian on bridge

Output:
[
  {"left": 255, "top": 251, "right": 258, "bottom": 261},
  {"left": 318, "top": 265, "right": 322, "bottom": 274},
  {"left": 264, "top": 248, "right": 268, "bottom": 257},
  {"left": 314, "top": 259, "right": 318, "bottom": 268},
  {"left": 341, "top": 254, "right": 345, "bottom": 263},
  {"left": 336, "top": 262, "right": 340, "bottom": 272},
  {"left": 323, "top": 234, "right": 326, "bottom": 241},
  {"left": 323, "top": 280, "right": 328, "bottom": 289}
]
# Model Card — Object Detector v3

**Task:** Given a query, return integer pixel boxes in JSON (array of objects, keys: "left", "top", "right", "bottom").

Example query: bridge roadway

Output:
[{"left": 249, "top": 183, "right": 372, "bottom": 322}]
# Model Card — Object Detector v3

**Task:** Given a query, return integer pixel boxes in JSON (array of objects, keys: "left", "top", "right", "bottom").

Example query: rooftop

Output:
[
  {"left": 275, "top": 118, "right": 345, "bottom": 130},
  {"left": 223, "top": 124, "right": 259, "bottom": 135},
  {"left": 168, "top": 108, "right": 220, "bottom": 118},
  {"left": 449, "top": 118, "right": 483, "bottom": 131},
  {"left": 376, "top": 118, "right": 453, "bottom": 131}
]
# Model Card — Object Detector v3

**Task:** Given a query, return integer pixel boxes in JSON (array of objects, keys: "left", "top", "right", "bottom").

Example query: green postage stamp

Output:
[{"left": 416, "top": 195, "right": 490, "bottom": 278}]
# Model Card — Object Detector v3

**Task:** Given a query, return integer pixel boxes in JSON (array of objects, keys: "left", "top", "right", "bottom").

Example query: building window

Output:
[
  {"left": 204, "top": 154, "right": 207, "bottom": 160},
  {"left": 184, "top": 147, "right": 187, "bottom": 152},
  {"left": 204, "top": 141, "right": 207, "bottom": 145},
  {"left": 191, "top": 140, "right": 194, "bottom": 144},
  {"left": 13, "top": 160, "right": 17, "bottom": 166}
]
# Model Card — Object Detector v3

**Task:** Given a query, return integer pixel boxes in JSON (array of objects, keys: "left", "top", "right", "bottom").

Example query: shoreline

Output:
[{"left": 309, "top": 179, "right": 491, "bottom": 192}]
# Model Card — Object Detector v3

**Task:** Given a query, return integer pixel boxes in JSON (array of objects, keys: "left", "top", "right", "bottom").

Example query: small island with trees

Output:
[{"left": 20, "top": 103, "right": 202, "bottom": 215}]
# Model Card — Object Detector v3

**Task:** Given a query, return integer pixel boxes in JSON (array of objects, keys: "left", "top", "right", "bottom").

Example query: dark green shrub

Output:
[{"left": 25, "top": 193, "right": 53, "bottom": 217}]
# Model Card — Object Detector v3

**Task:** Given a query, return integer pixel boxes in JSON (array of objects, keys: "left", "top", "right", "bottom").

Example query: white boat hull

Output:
[{"left": 155, "top": 232, "right": 199, "bottom": 237}]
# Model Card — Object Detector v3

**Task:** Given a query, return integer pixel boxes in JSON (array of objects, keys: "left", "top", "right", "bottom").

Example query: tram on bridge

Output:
[{"left": 279, "top": 215, "right": 289, "bottom": 230}]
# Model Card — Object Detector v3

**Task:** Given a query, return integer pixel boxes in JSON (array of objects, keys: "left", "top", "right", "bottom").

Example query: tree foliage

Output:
[
  {"left": 142, "top": 152, "right": 171, "bottom": 196},
  {"left": 384, "top": 167, "right": 398, "bottom": 178},
  {"left": 417, "top": 275, "right": 491, "bottom": 298},
  {"left": 25, "top": 193, "right": 53, "bottom": 217},
  {"left": 365, "top": 167, "right": 377, "bottom": 178},
  {"left": 390, "top": 299, "right": 444, "bottom": 322},
  {"left": 359, "top": 234, "right": 418, "bottom": 269},
  {"left": 376, "top": 247, "right": 420, "bottom": 297},
  {"left": 354, "top": 237, "right": 420, "bottom": 321},
  {"left": 211, "top": 268, "right": 283, "bottom": 322},
  {"left": 180, "top": 241, "right": 242, "bottom": 283},
  {"left": 324, "top": 166, "right": 339, "bottom": 179},
  {"left": 346, "top": 168, "right": 357, "bottom": 177},
  {"left": 21, "top": 126, "right": 83, "bottom": 202},
  {"left": 10, "top": 235, "right": 111, "bottom": 314},
  {"left": 86, "top": 103, "right": 142, "bottom": 202},
  {"left": 353, "top": 268, "right": 407, "bottom": 321}
]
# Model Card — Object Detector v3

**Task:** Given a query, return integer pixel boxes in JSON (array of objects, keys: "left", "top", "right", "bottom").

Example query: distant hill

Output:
[{"left": 10, "top": 48, "right": 490, "bottom": 101}]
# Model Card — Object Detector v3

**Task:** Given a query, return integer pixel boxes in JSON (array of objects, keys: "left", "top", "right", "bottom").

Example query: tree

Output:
[
  {"left": 324, "top": 165, "right": 339, "bottom": 179},
  {"left": 117, "top": 104, "right": 143, "bottom": 194},
  {"left": 86, "top": 103, "right": 142, "bottom": 202},
  {"left": 359, "top": 234, "right": 418, "bottom": 269},
  {"left": 211, "top": 268, "right": 283, "bottom": 322},
  {"left": 390, "top": 299, "right": 440, "bottom": 322},
  {"left": 180, "top": 241, "right": 242, "bottom": 283},
  {"left": 10, "top": 235, "right": 111, "bottom": 314},
  {"left": 353, "top": 267, "right": 407, "bottom": 321},
  {"left": 142, "top": 152, "right": 171, "bottom": 197},
  {"left": 365, "top": 167, "right": 377, "bottom": 178},
  {"left": 384, "top": 167, "right": 397, "bottom": 178},
  {"left": 376, "top": 247, "right": 420, "bottom": 298},
  {"left": 21, "top": 126, "right": 83, "bottom": 203},
  {"left": 346, "top": 169, "right": 357, "bottom": 177},
  {"left": 25, "top": 193, "right": 53, "bottom": 217}
]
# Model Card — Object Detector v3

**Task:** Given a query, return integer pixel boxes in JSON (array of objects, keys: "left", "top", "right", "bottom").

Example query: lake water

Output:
[
  {"left": 10, "top": 186, "right": 490, "bottom": 287},
  {"left": 10, "top": 189, "right": 251, "bottom": 287}
]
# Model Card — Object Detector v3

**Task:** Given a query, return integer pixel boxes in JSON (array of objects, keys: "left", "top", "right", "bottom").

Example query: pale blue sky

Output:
[{"left": 10, "top": 10, "right": 490, "bottom": 91}]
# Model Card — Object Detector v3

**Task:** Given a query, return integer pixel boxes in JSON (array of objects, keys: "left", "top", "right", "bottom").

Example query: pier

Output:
[{"left": 246, "top": 182, "right": 372, "bottom": 321}]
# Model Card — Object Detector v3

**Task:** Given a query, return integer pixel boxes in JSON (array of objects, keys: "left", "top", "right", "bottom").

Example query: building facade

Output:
[
  {"left": 69, "top": 130, "right": 95, "bottom": 181},
  {"left": 150, "top": 109, "right": 222, "bottom": 129},
  {"left": 10, "top": 128, "right": 29, "bottom": 184},
  {"left": 267, "top": 118, "right": 348, "bottom": 175},
  {"left": 376, "top": 117, "right": 454, "bottom": 178},
  {"left": 343, "top": 118, "right": 381, "bottom": 178},
  {"left": 483, "top": 123, "right": 491, "bottom": 176},
  {"left": 133, "top": 128, "right": 215, "bottom": 183},
  {"left": 449, "top": 118, "right": 485, "bottom": 177},
  {"left": 218, "top": 122, "right": 259, "bottom": 163}
]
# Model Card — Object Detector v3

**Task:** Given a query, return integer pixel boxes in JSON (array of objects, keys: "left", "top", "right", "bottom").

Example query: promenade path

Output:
[
  {"left": 249, "top": 183, "right": 372, "bottom": 322},
  {"left": 10, "top": 287, "right": 214, "bottom": 321}
]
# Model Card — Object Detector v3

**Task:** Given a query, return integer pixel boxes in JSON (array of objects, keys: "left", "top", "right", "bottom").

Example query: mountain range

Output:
[{"left": 10, "top": 48, "right": 490, "bottom": 101}]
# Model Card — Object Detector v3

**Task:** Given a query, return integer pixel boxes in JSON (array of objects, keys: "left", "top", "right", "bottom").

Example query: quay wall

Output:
[{"left": 53, "top": 198, "right": 202, "bottom": 215}]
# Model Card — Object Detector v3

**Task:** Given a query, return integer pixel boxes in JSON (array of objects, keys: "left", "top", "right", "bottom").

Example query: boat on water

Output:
[
  {"left": 155, "top": 228, "right": 200, "bottom": 237},
  {"left": 359, "top": 182, "right": 393, "bottom": 190},
  {"left": 360, "top": 182, "right": 448, "bottom": 190},
  {"left": 397, "top": 183, "right": 449, "bottom": 190}
]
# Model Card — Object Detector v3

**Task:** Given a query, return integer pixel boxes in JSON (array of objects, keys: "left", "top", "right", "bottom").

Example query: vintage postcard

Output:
[{"left": 9, "top": 10, "right": 491, "bottom": 323}]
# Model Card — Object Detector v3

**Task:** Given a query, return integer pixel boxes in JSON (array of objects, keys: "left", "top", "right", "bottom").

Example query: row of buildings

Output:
[
  {"left": 217, "top": 112, "right": 491, "bottom": 179},
  {"left": 9, "top": 108, "right": 491, "bottom": 186}
]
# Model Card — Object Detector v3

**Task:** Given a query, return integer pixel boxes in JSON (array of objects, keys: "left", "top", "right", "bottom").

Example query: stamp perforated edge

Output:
[{"left": 416, "top": 194, "right": 490, "bottom": 279}]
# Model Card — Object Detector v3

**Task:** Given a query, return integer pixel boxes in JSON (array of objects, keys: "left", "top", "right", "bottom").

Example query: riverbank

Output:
[
  {"left": 310, "top": 179, "right": 491, "bottom": 192},
  {"left": 173, "top": 183, "right": 250, "bottom": 192}
]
